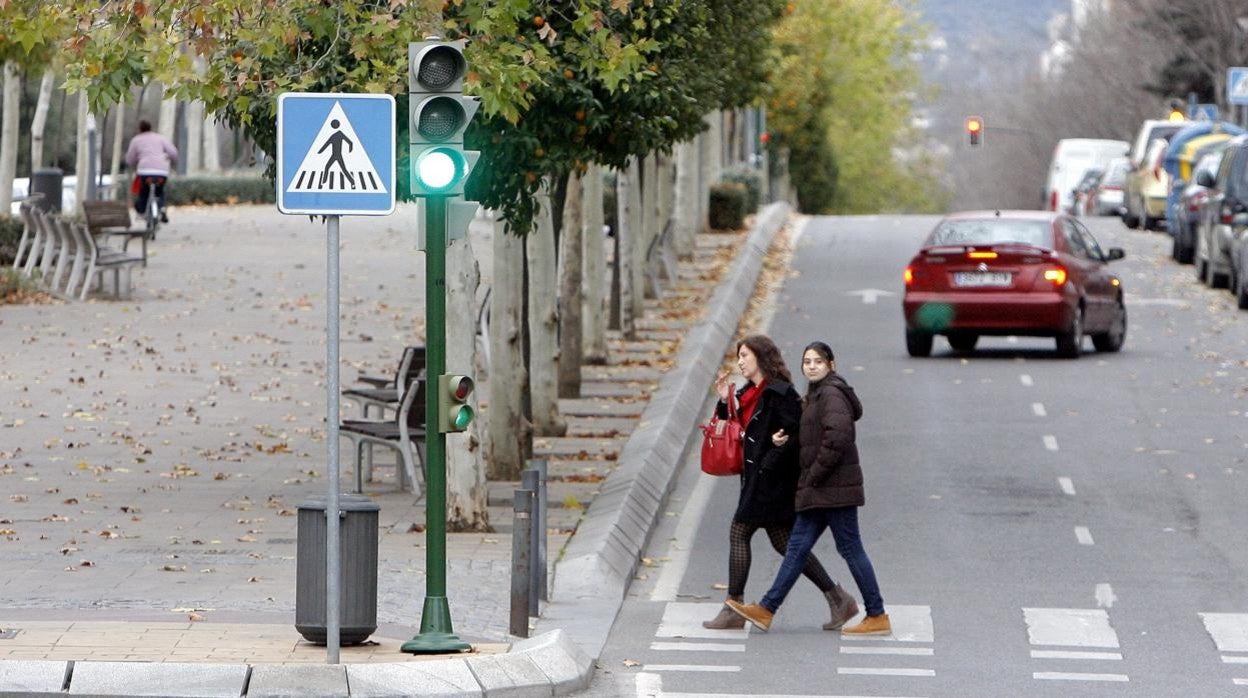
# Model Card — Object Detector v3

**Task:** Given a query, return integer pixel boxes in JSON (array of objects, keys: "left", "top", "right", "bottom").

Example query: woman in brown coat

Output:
[{"left": 727, "top": 341, "right": 890, "bottom": 635}]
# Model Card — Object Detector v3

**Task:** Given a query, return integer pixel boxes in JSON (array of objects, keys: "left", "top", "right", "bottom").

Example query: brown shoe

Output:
[
  {"left": 725, "top": 600, "right": 774, "bottom": 632},
  {"left": 702, "top": 596, "right": 745, "bottom": 630},
  {"left": 842, "top": 612, "right": 891, "bottom": 636},
  {"left": 822, "top": 584, "right": 860, "bottom": 631}
]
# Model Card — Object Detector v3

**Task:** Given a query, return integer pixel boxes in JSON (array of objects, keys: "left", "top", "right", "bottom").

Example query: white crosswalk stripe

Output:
[{"left": 1199, "top": 612, "right": 1248, "bottom": 687}]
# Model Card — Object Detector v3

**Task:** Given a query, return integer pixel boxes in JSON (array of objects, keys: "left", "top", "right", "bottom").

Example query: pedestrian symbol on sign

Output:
[
  {"left": 286, "top": 102, "right": 387, "bottom": 194},
  {"left": 1228, "top": 67, "right": 1248, "bottom": 106}
]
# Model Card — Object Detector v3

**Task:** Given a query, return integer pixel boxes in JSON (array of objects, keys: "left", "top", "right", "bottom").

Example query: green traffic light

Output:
[
  {"left": 452, "top": 406, "right": 473, "bottom": 430},
  {"left": 415, "top": 148, "right": 464, "bottom": 193}
]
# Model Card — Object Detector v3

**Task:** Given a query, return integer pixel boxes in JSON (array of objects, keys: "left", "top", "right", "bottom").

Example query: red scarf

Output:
[{"left": 736, "top": 380, "right": 766, "bottom": 427}]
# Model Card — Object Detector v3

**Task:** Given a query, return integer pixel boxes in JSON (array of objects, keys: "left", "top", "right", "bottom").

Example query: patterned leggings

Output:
[{"left": 727, "top": 520, "right": 836, "bottom": 598}]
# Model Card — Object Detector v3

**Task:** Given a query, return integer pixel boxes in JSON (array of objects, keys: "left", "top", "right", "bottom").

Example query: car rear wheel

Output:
[
  {"left": 1237, "top": 271, "right": 1248, "bottom": 310},
  {"left": 1196, "top": 256, "right": 1208, "bottom": 283},
  {"left": 1143, "top": 215, "right": 1159, "bottom": 231},
  {"left": 905, "top": 329, "right": 933, "bottom": 358},
  {"left": 1055, "top": 309, "right": 1083, "bottom": 359},
  {"left": 1092, "top": 301, "right": 1127, "bottom": 353},
  {"left": 1204, "top": 257, "right": 1228, "bottom": 289},
  {"left": 947, "top": 333, "right": 978, "bottom": 352},
  {"left": 1123, "top": 211, "right": 1140, "bottom": 229}
]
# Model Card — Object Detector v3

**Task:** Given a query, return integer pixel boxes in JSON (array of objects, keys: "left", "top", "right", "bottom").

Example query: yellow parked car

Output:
[{"left": 1123, "top": 119, "right": 1190, "bottom": 230}]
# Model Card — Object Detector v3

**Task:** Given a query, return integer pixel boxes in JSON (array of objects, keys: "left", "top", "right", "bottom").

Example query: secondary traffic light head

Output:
[
  {"left": 965, "top": 116, "right": 984, "bottom": 146},
  {"left": 438, "top": 374, "right": 474, "bottom": 433},
  {"left": 409, "top": 40, "right": 480, "bottom": 197}
]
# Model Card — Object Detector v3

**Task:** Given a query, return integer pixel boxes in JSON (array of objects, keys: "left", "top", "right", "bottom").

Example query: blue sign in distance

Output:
[
  {"left": 1191, "top": 104, "right": 1219, "bottom": 121},
  {"left": 277, "top": 93, "right": 396, "bottom": 216},
  {"left": 1228, "top": 67, "right": 1248, "bottom": 107}
]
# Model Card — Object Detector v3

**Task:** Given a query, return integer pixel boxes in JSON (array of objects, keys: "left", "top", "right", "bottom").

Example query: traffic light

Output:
[
  {"left": 965, "top": 116, "right": 984, "bottom": 146},
  {"left": 409, "top": 40, "right": 480, "bottom": 197},
  {"left": 438, "top": 374, "right": 474, "bottom": 433}
]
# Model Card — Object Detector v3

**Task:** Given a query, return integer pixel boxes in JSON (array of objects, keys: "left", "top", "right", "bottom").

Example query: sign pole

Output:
[
  {"left": 326, "top": 214, "right": 342, "bottom": 664},
  {"left": 402, "top": 196, "right": 470, "bottom": 653}
]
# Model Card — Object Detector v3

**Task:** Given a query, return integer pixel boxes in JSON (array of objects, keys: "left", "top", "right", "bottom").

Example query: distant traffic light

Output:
[
  {"left": 965, "top": 116, "right": 984, "bottom": 146},
  {"left": 438, "top": 374, "right": 474, "bottom": 433}
]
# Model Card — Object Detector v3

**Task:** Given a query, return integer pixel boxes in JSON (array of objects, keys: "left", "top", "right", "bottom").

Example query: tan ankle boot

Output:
[
  {"left": 703, "top": 596, "right": 746, "bottom": 629},
  {"left": 822, "top": 584, "right": 860, "bottom": 630},
  {"left": 842, "top": 612, "right": 891, "bottom": 636},
  {"left": 726, "top": 600, "right": 774, "bottom": 632}
]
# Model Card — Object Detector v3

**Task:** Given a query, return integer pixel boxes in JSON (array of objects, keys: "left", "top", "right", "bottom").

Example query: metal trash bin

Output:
[
  {"left": 30, "top": 168, "right": 63, "bottom": 212},
  {"left": 295, "top": 494, "right": 380, "bottom": 645}
]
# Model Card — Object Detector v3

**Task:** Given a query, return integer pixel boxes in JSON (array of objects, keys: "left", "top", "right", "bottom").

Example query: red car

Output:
[{"left": 902, "top": 211, "right": 1127, "bottom": 358}]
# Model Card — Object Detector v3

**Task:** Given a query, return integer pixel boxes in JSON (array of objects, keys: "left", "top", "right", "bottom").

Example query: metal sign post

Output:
[{"left": 325, "top": 215, "right": 342, "bottom": 663}]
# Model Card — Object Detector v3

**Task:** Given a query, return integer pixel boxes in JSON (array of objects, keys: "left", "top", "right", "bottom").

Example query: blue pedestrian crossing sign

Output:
[
  {"left": 277, "top": 93, "right": 396, "bottom": 216},
  {"left": 1229, "top": 67, "right": 1248, "bottom": 107}
]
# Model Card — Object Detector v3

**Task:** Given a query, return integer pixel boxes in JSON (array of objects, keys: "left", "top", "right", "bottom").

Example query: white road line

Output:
[
  {"left": 840, "top": 646, "right": 935, "bottom": 656},
  {"left": 636, "top": 672, "right": 662, "bottom": 698},
  {"left": 1020, "top": 374, "right": 1034, "bottom": 387},
  {"left": 838, "top": 668, "right": 935, "bottom": 677},
  {"left": 652, "top": 472, "right": 717, "bottom": 601},
  {"left": 1030, "top": 650, "right": 1122, "bottom": 660},
  {"left": 1095, "top": 583, "right": 1117, "bottom": 609},
  {"left": 656, "top": 603, "right": 749, "bottom": 640},
  {"left": 1058, "top": 477, "right": 1076, "bottom": 495},
  {"left": 643, "top": 665, "right": 741, "bottom": 673},
  {"left": 1043, "top": 435, "right": 1059, "bottom": 451},
  {"left": 1032, "top": 402, "right": 1047, "bottom": 417},
  {"left": 1234, "top": 678, "right": 1248, "bottom": 685},
  {"left": 1200, "top": 613, "right": 1248, "bottom": 652},
  {"left": 662, "top": 694, "right": 931, "bottom": 698},
  {"left": 837, "top": 605, "right": 934, "bottom": 642},
  {"left": 1023, "top": 608, "right": 1120, "bottom": 648},
  {"left": 1075, "top": 526, "right": 1095, "bottom": 545},
  {"left": 1223, "top": 656, "right": 1248, "bottom": 664},
  {"left": 1034, "top": 672, "right": 1129, "bottom": 682},
  {"left": 649, "top": 642, "right": 745, "bottom": 653}
]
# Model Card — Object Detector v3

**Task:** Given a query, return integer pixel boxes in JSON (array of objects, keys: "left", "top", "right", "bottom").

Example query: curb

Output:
[
  {"left": 0, "top": 629, "right": 591, "bottom": 697},
  {"left": 534, "top": 202, "right": 792, "bottom": 660}
]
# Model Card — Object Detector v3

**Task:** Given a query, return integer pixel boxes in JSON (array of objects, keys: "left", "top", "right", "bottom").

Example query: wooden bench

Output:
[{"left": 82, "top": 200, "right": 149, "bottom": 266}]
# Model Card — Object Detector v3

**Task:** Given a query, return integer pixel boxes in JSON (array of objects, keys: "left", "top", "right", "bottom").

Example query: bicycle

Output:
[{"left": 136, "top": 175, "right": 166, "bottom": 240}]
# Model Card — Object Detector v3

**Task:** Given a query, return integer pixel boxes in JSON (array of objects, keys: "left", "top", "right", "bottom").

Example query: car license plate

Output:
[{"left": 954, "top": 271, "right": 1012, "bottom": 287}]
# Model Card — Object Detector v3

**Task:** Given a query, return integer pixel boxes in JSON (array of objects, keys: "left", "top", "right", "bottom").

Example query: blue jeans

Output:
[{"left": 760, "top": 507, "right": 884, "bottom": 617}]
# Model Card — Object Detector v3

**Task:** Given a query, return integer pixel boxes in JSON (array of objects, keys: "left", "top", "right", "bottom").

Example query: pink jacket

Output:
[{"left": 125, "top": 132, "right": 178, "bottom": 175}]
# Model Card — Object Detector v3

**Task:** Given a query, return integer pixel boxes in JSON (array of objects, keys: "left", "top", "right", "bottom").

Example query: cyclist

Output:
[{"left": 124, "top": 120, "right": 178, "bottom": 224}]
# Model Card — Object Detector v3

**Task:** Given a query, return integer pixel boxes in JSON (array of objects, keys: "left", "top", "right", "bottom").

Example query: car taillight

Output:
[
  {"left": 967, "top": 251, "right": 998, "bottom": 259},
  {"left": 1050, "top": 191, "right": 1058, "bottom": 211},
  {"left": 1102, "top": 185, "right": 1122, "bottom": 191},
  {"left": 1043, "top": 267, "right": 1067, "bottom": 286},
  {"left": 904, "top": 267, "right": 914, "bottom": 285}
]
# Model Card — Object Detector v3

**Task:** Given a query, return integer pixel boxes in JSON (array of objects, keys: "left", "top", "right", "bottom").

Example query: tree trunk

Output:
[
  {"left": 581, "top": 164, "right": 608, "bottom": 364},
  {"left": 185, "top": 99, "right": 203, "bottom": 174},
  {"left": 74, "top": 95, "right": 89, "bottom": 214},
  {"left": 616, "top": 161, "right": 636, "bottom": 339},
  {"left": 528, "top": 180, "right": 566, "bottom": 436},
  {"left": 641, "top": 153, "right": 658, "bottom": 299},
  {"left": 29, "top": 69, "right": 55, "bottom": 173},
  {"left": 158, "top": 91, "right": 178, "bottom": 172},
  {"left": 109, "top": 101, "right": 126, "bottom": 198},
  {"left": 673, "top": 140, "right": 697, "bottom": 259},
  {"left": 700, "top": 112, "right": 724, "bottom": 231},
  {"left": 445, "top": 235, "right": 490, "bottom": 531},
  {"left": 557, "top": 170, "right": 584, "bottom": 398},
  {"left": 487, "top": 216, "right": 531, "bottom": 480},
  {"left": 628, "top": 156, "right": 645, "bottom": 320},
  {"left": 656, "top": 152, "right": 673, "bottom": 281},
  {"left": 203, "top": 118, "right": 221, "bottom": 172},
  {"left": 0, "top": 61, "right": 20, "bottom": 214}
]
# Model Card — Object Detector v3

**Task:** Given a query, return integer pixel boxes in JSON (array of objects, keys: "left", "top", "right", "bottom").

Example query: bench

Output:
[
  {"left": 82, "top": 200, "right": 149, "bottom": 266},
  {"left": 340, "top": 374, "right": 427, "bottom": 497}
]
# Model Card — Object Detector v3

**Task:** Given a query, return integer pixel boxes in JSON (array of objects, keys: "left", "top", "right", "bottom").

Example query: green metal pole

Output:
[{"left": 403, "top": 195, "right": 470, "bottom": 654}]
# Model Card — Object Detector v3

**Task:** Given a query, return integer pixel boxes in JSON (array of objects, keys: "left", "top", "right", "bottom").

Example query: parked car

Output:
[
  {"left": 1124, "top": 119, "right": 1191, "bottom": 229},
  {"left": 1069, "top": 168, "right": 1103, "bottom": 216},
  {"left": 1197, "top": 134, "right": 1248, "bottom": 289},
  {"left": 1173, "top": 148, "right": 1226, "bottom": 264},
  {"left": 1044, "top": 138, "right": 1128, "bottom": 213},
  {"left": 1090, "top": 157, "right": 1129, "bottom": 216},
  {"left": 1232, "top": 209, "right": 1248, "bottom": 309},
  {"left": 902, "top": 210, "right": 1127, "bottom": 359},
  {"left": 1162, "top": 122, "right": 1244, "bottom": 241}
]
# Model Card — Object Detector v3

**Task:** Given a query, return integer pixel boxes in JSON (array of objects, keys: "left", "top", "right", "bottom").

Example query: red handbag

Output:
[{"left": 700, "top": 398, "right": 744, "bottom": 476}]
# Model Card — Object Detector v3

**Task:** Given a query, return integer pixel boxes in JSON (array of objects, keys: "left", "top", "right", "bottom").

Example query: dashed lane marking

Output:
[
  {"left": 840, "top": 647, "right": 934, "bottom": 656},
  {"left": 1043, "top": 435, "right": 1059, "bottom": 451},
  {"left": 1034, "top": 672, "right": 1129, "bottom": 682},
  {"left": 1030, "top": 650, "right": 1122, "bottom": 660},
  {"left": 1095, "top": 584, "right": 1117, "bottom": 609},
  {"left": 1032, "top": 402, "right": 1047, "bottom": 417},
  {"left": 1020, "top": 374, "right": 1034, "bottom": 387},
  {"left": 1075, "top": 526, "right": 1095, "bottom": 546},
  {"left": 1223, "top": 657, "right": 1248, "bottom": 664},
  {"left": 837, "top": 668, "right": 935, "bottom": 677},
  {"left": 642, "top": 665, "right": 741, "bottom": 673},
  {"left": 1058, "top": 477, "right": 1076, "bottom": 495},
  {"left": 1233, "top": 678, "right": 1248, "bottom": 685},
  {"left": 649, "top": 642, "right": 745, "bottom": 653}
]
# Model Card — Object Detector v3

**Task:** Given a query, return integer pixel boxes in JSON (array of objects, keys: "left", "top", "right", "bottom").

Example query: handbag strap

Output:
[{"left": 725, "top": 389, "right": 738, "bottom": 421}]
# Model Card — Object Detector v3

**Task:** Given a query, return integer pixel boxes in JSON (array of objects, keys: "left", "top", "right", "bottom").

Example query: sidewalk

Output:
[{"left": 0, "top": 201, "right": 786, "bottom": 696}]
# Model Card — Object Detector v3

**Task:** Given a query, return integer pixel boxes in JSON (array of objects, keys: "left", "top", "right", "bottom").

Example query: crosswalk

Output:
[{"left": 628, "top": 601, "right": 1248, "bottom": 695}]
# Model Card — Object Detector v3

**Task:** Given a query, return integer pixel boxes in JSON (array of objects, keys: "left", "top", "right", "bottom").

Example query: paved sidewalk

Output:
[{"left": 0, "top": 201, "right": 770, "bottom": 695}]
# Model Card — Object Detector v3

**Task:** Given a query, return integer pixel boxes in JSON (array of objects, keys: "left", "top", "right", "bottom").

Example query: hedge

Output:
[
  {"left": 165, "top": 176, "right": 275, "bottom": 206},
  {"left": 0, "top": 214, "right": 22, "bottom": 267},
  {"left": 720, "top": 165, "right": 764, "bottom": 214},
  {"left": 708, "top": 182, "right": 748, "bottom": 231}
]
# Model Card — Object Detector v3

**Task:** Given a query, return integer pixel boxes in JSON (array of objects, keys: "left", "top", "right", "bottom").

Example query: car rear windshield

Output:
[{"left": 927, "top": 220, "right": 1051, "bottom": 248}]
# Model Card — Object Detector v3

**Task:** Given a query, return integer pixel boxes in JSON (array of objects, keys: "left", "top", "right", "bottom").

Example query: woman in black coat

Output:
[{"left": 702, "top": 334, "right": 856, "bottom": 630}]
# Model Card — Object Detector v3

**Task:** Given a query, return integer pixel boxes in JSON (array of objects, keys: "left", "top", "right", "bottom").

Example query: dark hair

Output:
[
  {"left": 138, "top": 120, "right": 153, "bottom": 133},
  {"left": 737, "top": 334, "right": 792, "bottom": 383},
  {"left": 802, "top": 341, "right": 835, "bottom": 363}
]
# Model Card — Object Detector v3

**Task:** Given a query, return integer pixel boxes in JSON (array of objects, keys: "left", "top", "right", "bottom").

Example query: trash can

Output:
[
  {"left": 295, "top": 494, "right": 380, "bottom": 645},
  {"left": 29, "top": 168, "right": 63, "bottom": 212}
]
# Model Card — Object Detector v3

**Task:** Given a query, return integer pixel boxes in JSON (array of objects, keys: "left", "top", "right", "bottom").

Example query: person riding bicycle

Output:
[{"left": 124, "top": 120, "right": 178, "bottom": 224}]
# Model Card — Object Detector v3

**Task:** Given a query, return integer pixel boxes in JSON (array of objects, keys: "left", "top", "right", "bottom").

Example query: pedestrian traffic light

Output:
[
  {"left": 965, "top": 116, "right": 984, "bottom": 146},
  {"left": 438, "top": 374, "right": 474, "bottom": 433},
  {"left": 409, "top": 40, "right": 480, "bottom": 197}
]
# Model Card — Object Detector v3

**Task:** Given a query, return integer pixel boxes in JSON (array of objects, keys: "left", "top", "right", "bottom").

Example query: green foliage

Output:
[
  {"left": 0, "top": 214, "right": 24, "bottom": 266},
  {"left": 166, "top": 176, "right": 275, "bottom": 206},
  {"left": 0, "top": 267, "right": 38, "bottom": 301},
  {"left": 708, "top": 182, "right": 747, "bottom": 231},
  {"left": 721, "top": 165, "right": 763, "bottom": 213}
]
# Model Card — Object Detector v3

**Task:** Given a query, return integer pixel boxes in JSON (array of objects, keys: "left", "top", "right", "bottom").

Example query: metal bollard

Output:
[
  {"left": 521, "top": 468, "right": 541, "bottom": 615},
  {"left": 531, "top": 459, "right": 549, "bottom": 602},
  {"left": 509, "top": 488, "right": 534, "bottom": 638}
]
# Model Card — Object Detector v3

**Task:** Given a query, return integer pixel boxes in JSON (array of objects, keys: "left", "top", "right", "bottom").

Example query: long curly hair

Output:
[{"left": 738, "top": 334, "right": 792, "bottom": 383}]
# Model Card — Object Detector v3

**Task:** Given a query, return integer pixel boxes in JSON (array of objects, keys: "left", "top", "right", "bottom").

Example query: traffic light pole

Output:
[{"left": 402, "top": 195, "right": 470, "bottom": 654}]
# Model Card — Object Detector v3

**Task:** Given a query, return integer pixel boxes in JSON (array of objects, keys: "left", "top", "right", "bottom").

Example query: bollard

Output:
[
  {"left": 509, "top": 488, "right": 534, "bottom": 638},
  {"left": 521, "top": 468, "right": 541, "bottom": 616},
  {"left": 531, "top": 459, "right": 549, "bottom": 602}
]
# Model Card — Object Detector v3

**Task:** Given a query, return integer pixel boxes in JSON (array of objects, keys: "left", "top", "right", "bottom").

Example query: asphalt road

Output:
[{"left": 583, "top": 213, "right": 1248, "bottom": 697}]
